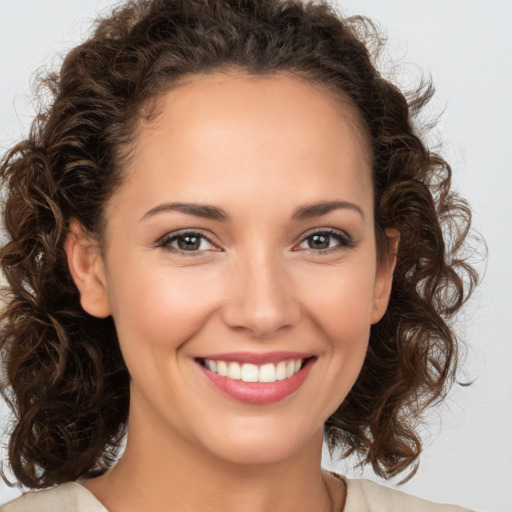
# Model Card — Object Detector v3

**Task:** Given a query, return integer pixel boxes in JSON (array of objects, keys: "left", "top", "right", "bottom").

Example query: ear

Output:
[
  {"left": 371, "top": 228, "right": 399, "bottom": 324},
  {"left": 64, "top": 219, "right": 111, "bottom": 318}
]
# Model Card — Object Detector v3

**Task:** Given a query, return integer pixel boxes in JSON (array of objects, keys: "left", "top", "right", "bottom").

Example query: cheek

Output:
[
  {"left": 296, "top": 259, "right": 376, "bottom": 401},
  {"left": 106, "top": 259, "right": 221, "bottom": 359},
  {"left": 298, "top": 260, "right": 377, "bottom": 337}
]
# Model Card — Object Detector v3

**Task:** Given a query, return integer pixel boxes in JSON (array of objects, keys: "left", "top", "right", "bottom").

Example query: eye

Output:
[
  {"left": 294, "top": 228, "right": 354, "bottom": 252},
  {"left": 157, "top": 230, "right": 219, "bottom": 254}
]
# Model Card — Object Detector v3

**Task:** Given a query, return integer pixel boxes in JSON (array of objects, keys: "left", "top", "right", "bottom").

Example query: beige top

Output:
[{"left": 0, "top": 476, "right": 474, "bottom": 512}]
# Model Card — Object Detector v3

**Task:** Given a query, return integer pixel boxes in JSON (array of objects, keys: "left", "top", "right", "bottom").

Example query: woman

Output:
[{"left": 0, "top": 0, "right": 478, "bottom": 510}]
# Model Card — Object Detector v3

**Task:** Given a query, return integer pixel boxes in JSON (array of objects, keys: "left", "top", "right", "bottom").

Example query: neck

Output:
[{"left": 81, "top": 399, "right": 344, "bottom": 512}]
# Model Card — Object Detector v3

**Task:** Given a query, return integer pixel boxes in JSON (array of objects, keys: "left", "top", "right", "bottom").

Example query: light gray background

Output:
[{"left": 0, "top": 1, "right": 511, "bottom": 511}]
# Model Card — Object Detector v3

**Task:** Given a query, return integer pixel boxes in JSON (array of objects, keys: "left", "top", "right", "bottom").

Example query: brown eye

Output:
[
  {"left": 176, "top": 234, "right": 202, "bottom": 251},
  {"left": 295, "top": 229, "right": 354, "bottom": 252},
  {"left": 307, "top": 233, "right": 331, "bottom": 250},
  {"left": 158, "top": 231, "right": 217, "bottom": 254}
]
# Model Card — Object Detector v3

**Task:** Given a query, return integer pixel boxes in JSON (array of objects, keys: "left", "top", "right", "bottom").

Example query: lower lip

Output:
[{"left": 197, "top": 360, "right": 314, "bottom": 405}]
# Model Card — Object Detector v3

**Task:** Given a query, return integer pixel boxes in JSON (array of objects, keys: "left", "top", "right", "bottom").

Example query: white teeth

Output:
[
  {"left": 259, "top": 363, "right": 276, "bottom": 383},
  {"left": 286, "top": 360, "right": 295, "bottom": 378},
  {"left": 217, "top": 360, "right": 228, "bottom": 377},
  {"left": 241, "top": 363, "right": 259, "bottom": 382},
  {"left": 275, "top": 361, "right": 287, "bottom": 380},
  {"left": 227, "top": 362, "right": 241, "bottom": 379},
  {"left": 203, "top": 358, "right": 306, "bottom": 383}
]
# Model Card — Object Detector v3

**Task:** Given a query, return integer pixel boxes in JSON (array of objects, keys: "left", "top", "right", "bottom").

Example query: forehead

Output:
[
  {"left": 140, "top": 71, "right": 371, "bottom": 165},
  {"left": 117, "top": 71, "right": 373, "bottom": 215}
]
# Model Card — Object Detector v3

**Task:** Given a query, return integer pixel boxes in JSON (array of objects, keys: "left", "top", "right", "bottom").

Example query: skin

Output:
[{"left": 65, "top": 71, "right": 396, "bottom": 512}]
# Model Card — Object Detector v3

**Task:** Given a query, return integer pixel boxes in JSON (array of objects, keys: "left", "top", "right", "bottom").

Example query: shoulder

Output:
[
  {"left": 0, "top": 482, "right": 108, "bottom": 512},
  {"left": 340, "top": 475, "right": 474, "bottom": 512}
]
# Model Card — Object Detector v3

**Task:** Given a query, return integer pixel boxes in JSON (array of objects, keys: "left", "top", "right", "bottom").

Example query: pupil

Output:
[
  {"left": 310, "top": 234, "right": 329, "bottom": 249},
  {"left": 178, "top": 235, "right": 200, "bottom": 250}
]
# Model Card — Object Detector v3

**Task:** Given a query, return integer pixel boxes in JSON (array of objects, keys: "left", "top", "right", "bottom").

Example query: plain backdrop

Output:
[{"left": 0, "top": 1, "right": 511, "bottom": 511}]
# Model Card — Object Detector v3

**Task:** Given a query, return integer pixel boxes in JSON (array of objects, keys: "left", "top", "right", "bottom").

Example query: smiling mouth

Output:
[{"left": 196, "top": 357, "right": 315, "bottom": 384}]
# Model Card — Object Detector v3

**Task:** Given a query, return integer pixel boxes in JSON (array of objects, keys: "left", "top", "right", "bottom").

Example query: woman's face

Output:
[{"left": 70, "top": 72, "right": 395, "bottom": 465}]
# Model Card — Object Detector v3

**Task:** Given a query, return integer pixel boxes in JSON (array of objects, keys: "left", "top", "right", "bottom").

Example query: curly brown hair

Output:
[{"left": 0, "top": 0, "right": 477, "bottom": 489}]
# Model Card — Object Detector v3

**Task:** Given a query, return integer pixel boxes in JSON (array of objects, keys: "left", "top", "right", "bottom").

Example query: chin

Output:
[{"left": 196, "top": 418, "right": 322, "bottom": 466}]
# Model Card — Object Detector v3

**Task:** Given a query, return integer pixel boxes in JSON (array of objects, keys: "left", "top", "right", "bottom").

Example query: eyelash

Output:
[
  {"left": 155, "top": 228, "right": 355, "bottom": 256},
  {"left": 156, "top": 230, "right": 219, "bottom": 257},
  {"left": 293, "top": 228, "right": 355, "bottom": 253}
]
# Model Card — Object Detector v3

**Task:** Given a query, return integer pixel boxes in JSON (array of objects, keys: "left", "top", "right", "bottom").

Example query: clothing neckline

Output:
[
  {"left": 68, "top": 482, "right": 110, "bottom": 511},
  {"left": 73, "top": 473, "right": 351, "bottom": 512}
]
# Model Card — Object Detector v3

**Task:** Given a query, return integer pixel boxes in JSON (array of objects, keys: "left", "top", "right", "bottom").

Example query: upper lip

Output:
[{"left": 196, "top": 351, "right": 314, "bottom": 365}]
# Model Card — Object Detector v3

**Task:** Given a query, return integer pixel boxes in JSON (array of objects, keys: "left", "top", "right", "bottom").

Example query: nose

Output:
[{"left": 220, "top": 251, "right": 301, "bottom": 338}]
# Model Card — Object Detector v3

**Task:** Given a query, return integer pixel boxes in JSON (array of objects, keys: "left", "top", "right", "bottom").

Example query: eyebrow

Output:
[
  {"left": 141, "top": 202, "right": 230, "bottom": 221},
  {"left": 141, "top": 200, "right": 364, "bottom": 222},
  {"left": 291, "top": 200, "right": 365, "bottom": 221}
]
